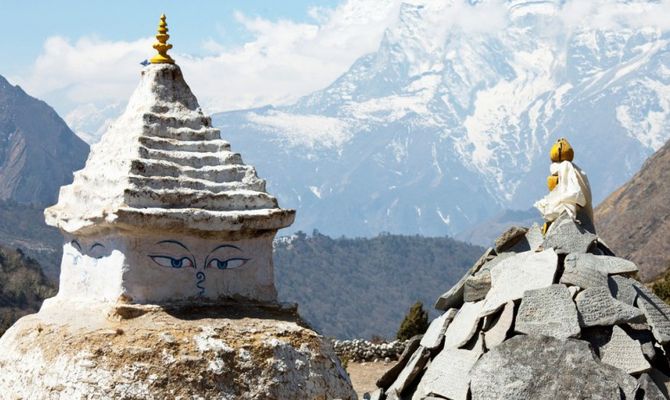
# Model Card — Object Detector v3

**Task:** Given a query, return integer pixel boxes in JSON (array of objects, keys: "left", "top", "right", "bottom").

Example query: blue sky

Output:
[{"left": 0, "top": 0, "right": 341, "bottom": 76}]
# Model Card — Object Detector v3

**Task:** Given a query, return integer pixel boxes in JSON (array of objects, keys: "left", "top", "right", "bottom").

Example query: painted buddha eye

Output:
[
  {"left": 205, "top": 257, "right": 249, "bottom": 270},
  {"left": 150, "top": 256, "right": 194, "bottom": 269}
]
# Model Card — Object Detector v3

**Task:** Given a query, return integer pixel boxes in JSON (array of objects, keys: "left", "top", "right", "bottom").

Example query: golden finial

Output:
[{"left": 150, "top": 14, "right": 175, "bottom": 64}]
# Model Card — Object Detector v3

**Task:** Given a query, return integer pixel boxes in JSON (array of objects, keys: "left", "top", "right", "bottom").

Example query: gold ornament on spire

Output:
[{"left": 150, "top": 14, "right": 175, "bottom": 64}]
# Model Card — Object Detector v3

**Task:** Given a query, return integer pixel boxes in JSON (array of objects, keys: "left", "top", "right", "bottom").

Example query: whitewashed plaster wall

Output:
[{"left": 51, "top": 231, "right": 277, "bottom": 305}]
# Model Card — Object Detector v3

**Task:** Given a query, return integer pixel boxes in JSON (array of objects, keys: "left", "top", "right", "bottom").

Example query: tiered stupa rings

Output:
[{"left": 44, "top": 64, "right": 294, "bottom": 240}]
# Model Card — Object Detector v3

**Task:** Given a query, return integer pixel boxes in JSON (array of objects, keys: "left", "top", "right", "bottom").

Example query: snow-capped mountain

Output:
[
  {"left": 216, "top": 0, "right": 670, "bottom": 237},
  {"left": 65, "top": 103, "right": 125, "bottom": 144}
]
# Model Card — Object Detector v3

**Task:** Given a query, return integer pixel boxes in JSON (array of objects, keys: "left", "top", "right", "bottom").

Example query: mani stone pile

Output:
[{"left": 368, "top": 213, "right": 670, "bottom": 400}]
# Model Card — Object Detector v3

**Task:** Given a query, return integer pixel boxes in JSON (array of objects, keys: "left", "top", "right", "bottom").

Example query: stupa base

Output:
[{"left": 0, "top": 301, "right": 356, "bottom": 400}]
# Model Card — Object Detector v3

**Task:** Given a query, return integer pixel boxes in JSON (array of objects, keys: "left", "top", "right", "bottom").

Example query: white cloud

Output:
[
  {"left": 15, "top": 0, "right": 400, "bottom": 120},
  {"left": 17, "top": 35, "right": 152, "bottom": 107}
]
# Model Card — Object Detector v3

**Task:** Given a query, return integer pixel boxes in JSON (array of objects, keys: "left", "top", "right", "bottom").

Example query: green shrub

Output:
[
  {"left": 396, "top": 301, "right": 429, "bottom": 341},
  {"left": 652, "top": 267, "right": 670, "bottom": 304}
]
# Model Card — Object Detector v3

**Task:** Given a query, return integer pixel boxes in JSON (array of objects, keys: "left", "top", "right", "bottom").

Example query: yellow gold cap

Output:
[
  {"left": 550, "top": 138, "right": 574, "bottom": 163},
  {"left": 150, "top": 14, "right": 174, "bottom": 64}
]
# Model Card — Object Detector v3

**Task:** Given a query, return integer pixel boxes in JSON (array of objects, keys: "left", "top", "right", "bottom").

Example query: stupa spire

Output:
[{"left": 150, "top": 14, "right": 174, "bottom": 64}]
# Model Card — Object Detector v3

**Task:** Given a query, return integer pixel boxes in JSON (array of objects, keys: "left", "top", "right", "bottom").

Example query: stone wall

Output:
[{"left": 331, "top": 339, "right": 406, "bottom": 362}]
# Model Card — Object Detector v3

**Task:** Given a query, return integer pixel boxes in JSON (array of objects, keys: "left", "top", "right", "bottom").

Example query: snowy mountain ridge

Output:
[
  {"left": 211, "top": 0, "right": 670, "bottom": 237},
  {"left": 74, "top": 0, "right": 670, "bottom": 238}
]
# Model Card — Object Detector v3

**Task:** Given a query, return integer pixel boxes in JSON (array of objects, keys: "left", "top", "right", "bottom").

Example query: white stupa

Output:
[
  {"left": 0, "top": 16, "right": 355, "bottom": 399},
  {"left": 44, "top": 19, "right": 294, "bottom": 307}
]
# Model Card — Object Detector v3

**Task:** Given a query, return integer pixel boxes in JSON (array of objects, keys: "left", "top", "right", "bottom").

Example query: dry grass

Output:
[{"left": 347, "top": 360, "right": 397, "bottom": 397}]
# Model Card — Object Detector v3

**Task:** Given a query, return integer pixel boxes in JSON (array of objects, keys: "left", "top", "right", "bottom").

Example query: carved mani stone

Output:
[
  {"left": 608, "top": 275, "right": 639, "bottom": 306},
  {"left": 564, "top": 253, "right": 638, "bottom": 275},
  {"left": 470, "top": 335, "right": 633, "bottom": 400},
  {"left": 634, "top": 284, "right": 670, "bottom": 344},
  {"left": 542, "top": 213, "right": 597, "bottom": 254},
  {"left": 560, "top": 264, "right": 609, "bottom": 289},
  {"left": 583, "top": 326, "right": 651, "bottom": 374},
  {"left": 481, "top": 249, "right": 558, "bottom": 316},
  {"left": 515, "top": 284, "right": 580, "bottom": 339},
  {"left": 575, "top": 286, "right": 644, "bottom": 327}
]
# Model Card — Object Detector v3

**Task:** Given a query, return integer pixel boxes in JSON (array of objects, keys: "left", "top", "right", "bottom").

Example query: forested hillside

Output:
[
  {"left": 274, "top": 231, "right": 483, "bottom": 339},
  {"left": 0, "top": 244, "right": 56, "bottom": 336},
  {"left": 0, "top": 200, "right": 62, "bottom": 281}
]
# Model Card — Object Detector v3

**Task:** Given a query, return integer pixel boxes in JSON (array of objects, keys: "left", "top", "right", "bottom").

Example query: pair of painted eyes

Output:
[{"left": 150, "top": 256, "right": 249, "bottom": 270}]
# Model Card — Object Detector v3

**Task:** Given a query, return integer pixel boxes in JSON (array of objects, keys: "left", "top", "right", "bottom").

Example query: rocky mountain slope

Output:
[
  {"left": 595, "top": 138, "right": 670, "bottom": 282},
  {"left": 213, "top": 0, "right": 670, "bottom": 238},
  {"left": 0, "top": 74, "right": 88, "bottom": 279},
  {"left": 0, "top": 74, "right": 88, "bottom": 206},
  {"left": 273, "top": 232, "right": 482, "bottom": 339}
]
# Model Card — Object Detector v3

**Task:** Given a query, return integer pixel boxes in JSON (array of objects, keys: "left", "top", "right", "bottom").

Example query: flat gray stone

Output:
[
  {"left": 625, "top": 325, "right": 657, "bottom": 361},
  {"left": 639, "top": 373, "right": 667, "bottom": 400},
  {"left": 411, "top": 347, "right": 481, "bottom": 400},
  {"left": 584, "top": 326, "right": 651, "bottom": 374},
  {"left": 609, "top": 275, "right": 639, "bottom": 306},
  {"left": 495, "top": 226, "right": 528, "bottom": 253},
  {"left": 386, "top": 346, "right": 430, "bottom": 396},
  {"left": 477, "top": 251, "right": 515, "bottom": 274},
  {"left": 649, "top": 369, "right": 670, "bottom": 400},
  {"left": 435, "top": 248, "right": 495, "bottom": 310},
  {"left": 464, "top": 331, "right": 485, "bottom": 355},
  {"left": 515, "top": 284, "right": 581, "bottom": 339},
  {"left": 376, "top": 335, "right": 422, "bottom": 389},
  {"left": 420, "top": 309, "right": 457, "bottom": 349},
  {"left": 575, "top": 286, "right": 645, "bottom": 327},
  {"left": 565, "top": 253, "right": 638, "bottom": 275},
  {"left": 483, "top": 301, "right": 514, "bottom": 350},
  {"left": 470, "top": 335, "right": 635, "bottom": 400},
  {"left": 505, "top": 224, "right": 544, "bottom": 253},
  {"left": 481, "top": 249, "right": 558, "bottom": 316},
  {"left": 635, "top": 284, "right": 670, "bottom": 344},
  {"left": 597, "top": 363, "right": 640, "bottom": 400},
  {"left": 525, "top": 223, "right": 545, "bottom": 252},
  {"left": 464, "top": 271, "right": 491, "bottom": 302},
  {"left": 443, "top": 301, "right": 483, "bottom": 349},
  {"left": 560, "top": 264, "right": 609, "bottom": 289},
  {"left": 542, "top": 213, "right": 597, "bottom": 254}
]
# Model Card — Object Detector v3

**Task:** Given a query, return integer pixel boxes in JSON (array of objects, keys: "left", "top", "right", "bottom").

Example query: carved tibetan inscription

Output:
[
  {"left": 515, "top": 284, "right": 580, "bottom": 339},
  {"left": 576, "top": 287, "right": 644, "bottom": 328},
  {"left": 590, "top": 326, "right": 651, "bottom": 374}
]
